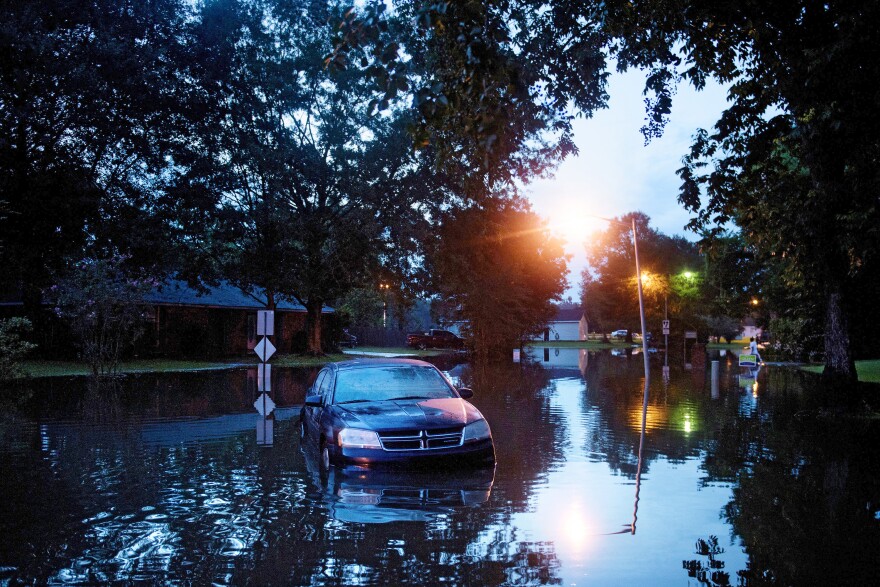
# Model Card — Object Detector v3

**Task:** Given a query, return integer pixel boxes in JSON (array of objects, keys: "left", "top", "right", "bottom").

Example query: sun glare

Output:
[{"left": 545, "top": 204, "right": 606, "bottom": 247}]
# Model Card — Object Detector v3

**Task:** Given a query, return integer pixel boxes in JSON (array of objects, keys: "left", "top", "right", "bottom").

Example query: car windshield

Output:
[{"left": 333, "top": 366, "right": 456, "bottom": 404}]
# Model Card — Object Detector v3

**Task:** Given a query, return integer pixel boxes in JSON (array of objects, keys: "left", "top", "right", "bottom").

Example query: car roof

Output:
[{"left": 330, "top": 358, "right": 436, "bottom": 372}]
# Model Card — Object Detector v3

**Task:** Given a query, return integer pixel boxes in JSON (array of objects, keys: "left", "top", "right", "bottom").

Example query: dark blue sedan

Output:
[{"left": 299, "top": 359, "right": 495, "bottom": 470}]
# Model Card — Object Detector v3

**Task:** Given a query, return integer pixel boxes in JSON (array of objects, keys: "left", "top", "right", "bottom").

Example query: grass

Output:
[
  {"left": 801, "top": 360, "right": 880, "bottom": 384},
  {"left": 344, "top": 346, "right": 456, "bottom": 357},
  {"left": 19, "top": 359, "right": 250, "bottom": 378},
  {"left": 17, "top": 347, "right": 443, "bottom": 378},
  {"left": 524, "top": 340, "right": 623, "bottom": 349},
  {"left": 707, "top": 342, "right": 750, "bottom": 350}
]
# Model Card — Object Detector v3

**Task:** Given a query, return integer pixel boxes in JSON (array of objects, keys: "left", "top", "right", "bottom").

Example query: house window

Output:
[
  {"left": 247, "top": 314, "right": 257, "bottom": 349},
  {"left": 275, "top": 313, "right": 283, "bottom": 351}
]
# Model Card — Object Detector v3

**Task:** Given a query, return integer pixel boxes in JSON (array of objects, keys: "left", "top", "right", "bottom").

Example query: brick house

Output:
[{"left": 143, "top": 280, "right": 334, "bottom": 357}]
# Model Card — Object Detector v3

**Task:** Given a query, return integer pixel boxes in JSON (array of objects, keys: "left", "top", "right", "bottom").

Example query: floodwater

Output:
[{"left": 1, "top": 349, "right": 878, "bottom": 586}]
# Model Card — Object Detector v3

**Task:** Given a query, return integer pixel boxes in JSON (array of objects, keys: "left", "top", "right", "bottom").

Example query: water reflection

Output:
[
  {"left": 322, "top": 467, "right": 494, "bottom": 525},
  {"left": 0, "top": 354, "right": 877, "bottom": 585}
]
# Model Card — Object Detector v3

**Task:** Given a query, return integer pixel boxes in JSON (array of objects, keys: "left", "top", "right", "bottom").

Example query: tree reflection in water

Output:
[
  {"left": 1, "top": 355, "right": 878, "bottom": 585},
  {"left": 711, "top": 375, "right": 880, "bottom": 587}
]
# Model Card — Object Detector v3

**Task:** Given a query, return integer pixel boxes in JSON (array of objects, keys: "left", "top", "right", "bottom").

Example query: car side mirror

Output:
[
  {"left": 457, "top": 387, "right": 474, "bottom": 399},
  {"left": 305, "top": 394, "right": 323, "bottom": 407}
]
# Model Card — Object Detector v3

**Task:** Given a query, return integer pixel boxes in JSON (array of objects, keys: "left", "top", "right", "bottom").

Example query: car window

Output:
[
  {"left": 318, "top": 370, "right": 333, "bottom": 399},
  {"left": 311, "top": 371, "right": 326, "bottom": 396},
  {"left": 333, "top": 366, "right": 456, "bottom": 404}
]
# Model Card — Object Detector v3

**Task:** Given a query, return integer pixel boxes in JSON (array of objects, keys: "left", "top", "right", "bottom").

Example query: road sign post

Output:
[{"left": 252, "top": 309, "right": 275, "bottom": 447}]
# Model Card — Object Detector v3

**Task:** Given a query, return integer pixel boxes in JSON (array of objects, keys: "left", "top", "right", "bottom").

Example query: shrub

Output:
[
  {"left": 768, "top": 316, "right": 823, "bottom": 361},
  {"left": 0, "top": 317, "right": 37, "bottom": 381},
  {"left": 46, "top": 257, "right": 153, "bottom": 377}
]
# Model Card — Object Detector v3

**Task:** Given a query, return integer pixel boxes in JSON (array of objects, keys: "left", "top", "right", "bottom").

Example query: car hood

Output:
[{"left": 338, "top": 398, "right": 482, "bottom": 430}]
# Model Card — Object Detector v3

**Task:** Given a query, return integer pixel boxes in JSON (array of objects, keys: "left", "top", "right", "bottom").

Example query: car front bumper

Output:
[{"left": 334, "top": 438, "right": 495, "bottom": 467}]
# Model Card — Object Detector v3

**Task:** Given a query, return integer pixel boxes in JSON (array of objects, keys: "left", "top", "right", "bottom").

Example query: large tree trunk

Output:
[
  {"left": 800, "top": 128, "right": 858, "bottom": 387},
  {"left": 305, "top": 298, "right": 323, "bottom": 355},
  {"left": 822, "top": 285, "right": 856, "bottom": 386}
]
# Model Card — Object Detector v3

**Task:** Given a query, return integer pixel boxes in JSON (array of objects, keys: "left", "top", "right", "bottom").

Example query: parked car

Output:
[
  {"left": 338, "top": 329, "right": 358, "bottom": 348},
  {"left": 299, "top": 359, "right": 495, "bottom": 470},
  {"left": 405, "top": 329, "right": 464, "bottom": 350},
  {"left": 611, "top": 329, "right": 628, "bottom": 338}
]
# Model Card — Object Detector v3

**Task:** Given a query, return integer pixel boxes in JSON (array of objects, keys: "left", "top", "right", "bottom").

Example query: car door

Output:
[
  {"left": 303, "top": 370, "right": 327, "bottom": 440},
  {"left": 315, "top": 370, "right": 335, "bottom": 438}
]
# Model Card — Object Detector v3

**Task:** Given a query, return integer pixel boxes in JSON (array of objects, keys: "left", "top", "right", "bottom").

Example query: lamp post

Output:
[{"left": 631, "top": 218, "right": 651, "bottom": 381}]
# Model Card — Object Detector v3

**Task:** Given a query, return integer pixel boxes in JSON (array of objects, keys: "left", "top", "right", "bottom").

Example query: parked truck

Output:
[{"left": 405, "top": 329, "right": 464, "bottom": 350}]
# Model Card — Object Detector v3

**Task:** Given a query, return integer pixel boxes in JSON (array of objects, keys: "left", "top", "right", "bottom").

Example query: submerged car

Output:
[{"left": 299, "top": 359, "right": 495, "bottom": 470}]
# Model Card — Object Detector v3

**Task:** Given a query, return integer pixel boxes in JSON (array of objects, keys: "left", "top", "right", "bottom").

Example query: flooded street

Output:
[{"left": 1, "top": 350, "right": 878, "bottom": 585}]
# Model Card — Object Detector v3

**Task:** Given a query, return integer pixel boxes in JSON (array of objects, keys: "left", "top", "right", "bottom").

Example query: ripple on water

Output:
[{"left": 218, "top": 537, "right": 247, "bottom": 557}]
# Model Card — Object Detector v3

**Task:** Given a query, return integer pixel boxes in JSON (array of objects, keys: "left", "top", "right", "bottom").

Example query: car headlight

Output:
[
  {"left": 338, "top": 428, "right": 382, "bottom": 449},
  {"left": 462, "top": 419, "right": 492, "bottom": 442}
]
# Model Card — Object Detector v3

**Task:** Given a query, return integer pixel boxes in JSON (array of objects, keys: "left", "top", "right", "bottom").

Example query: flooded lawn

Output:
[{"left": 1, "top": 350, "right": 878, "bottom": 585}]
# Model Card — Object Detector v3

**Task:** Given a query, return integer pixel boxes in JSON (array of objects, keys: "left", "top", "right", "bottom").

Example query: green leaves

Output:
[{"left": 427, "top": 197, "right": 568, "bottom": 359}]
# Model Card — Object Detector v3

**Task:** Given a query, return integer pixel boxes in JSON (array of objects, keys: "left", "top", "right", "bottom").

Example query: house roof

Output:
[
  {"left": 144, "top": 280, "right": 331, "bottom": 313},
  {"left": 1, "top": 280, "right": 333, "bottom": 313},
  {"left": 552, "top": 307, "right": 585, "bottom": 323}
]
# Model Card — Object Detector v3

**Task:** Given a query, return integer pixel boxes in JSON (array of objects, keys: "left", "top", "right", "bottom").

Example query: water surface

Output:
[{"left": 1, "top": 350, "right": 877, "bottom": 585}]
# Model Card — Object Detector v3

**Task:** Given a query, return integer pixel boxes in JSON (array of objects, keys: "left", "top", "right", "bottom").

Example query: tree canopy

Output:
[
  {"left": 426, "top": 196, "right": 568, "bottom": 360},
  {"left": 0, "top": 0, "right": 203, "bottom": 303},
  {"left": 581, "top": 212, "right": 702, "bottom": 340},
  {"left": 334, "top": 0, "right": 880, "bottom": 382}
]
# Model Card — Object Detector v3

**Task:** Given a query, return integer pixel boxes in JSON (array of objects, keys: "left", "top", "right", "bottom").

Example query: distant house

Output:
[
  {"left": 1, "top": 280, "right": 334, "bottom": 358},
  {"left": 535, "top": 307, "right": 588, "bottom": 342},
  {"left": 143, "top": 280, "right": 334, "bottom": 357},
  {"left": 737, "top": 317, "right": 763, "bottom": 342}
]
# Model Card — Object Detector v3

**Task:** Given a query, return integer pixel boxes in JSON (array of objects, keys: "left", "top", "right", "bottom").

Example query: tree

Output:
[
  {"left": 581, "top": 212, "right": 702, "bottom": 340},
  {"left": 426, "top": 196, "right": 567, "bottom": 360},
  {"left": 330, "top": 0, "right": 610, "bottom": 185},
  {"left": 0, "top": 0, "right": 205, "bottom": 304},
  {"left": 0, "top": 318, "right": 37, "bottom": 382},
  {"left": 332, "top": 1, "right": 880, "bottom": 385},
  {"left": 664, "top": 0, "right": 880, "bottom": 383},
  {"left": 179, "top": 1, "right": 450, "bottom": 354}
]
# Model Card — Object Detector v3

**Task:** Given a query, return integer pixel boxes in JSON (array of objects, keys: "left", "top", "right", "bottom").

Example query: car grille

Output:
[{"left": 378, "top": 426, "right": 464, "bottom": 451}]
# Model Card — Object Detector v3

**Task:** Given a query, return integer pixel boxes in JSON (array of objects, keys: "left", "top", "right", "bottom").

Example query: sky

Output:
[{"left": 525, "top": 69, "right": 730, "bottom": 301}]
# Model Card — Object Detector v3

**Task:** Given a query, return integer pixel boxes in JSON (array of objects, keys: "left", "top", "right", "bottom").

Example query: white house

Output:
[
  {"left": 738, "top": 317, "right": 763, "bottom": 341},
  {"left": 535, "top": 307, "right": 588, "bottom": 341}
]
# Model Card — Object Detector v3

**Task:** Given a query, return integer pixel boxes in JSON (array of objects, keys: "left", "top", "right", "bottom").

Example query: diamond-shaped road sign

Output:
[
  {"left": 253, "top": 336, "right": 276, "bottom": 362},
  {"left": 254, "top": 393, "right": 276, "bottom": 416}
]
